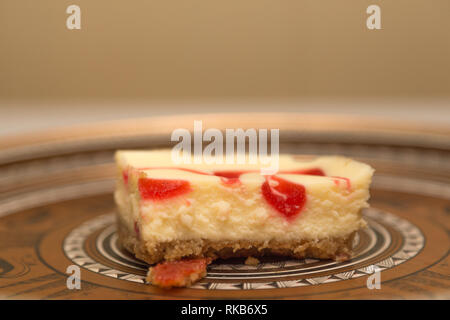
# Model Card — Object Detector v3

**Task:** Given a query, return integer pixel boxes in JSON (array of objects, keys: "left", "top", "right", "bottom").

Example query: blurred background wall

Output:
[{"left": 1, "top": 0, "right": 449, "bottom": 135}]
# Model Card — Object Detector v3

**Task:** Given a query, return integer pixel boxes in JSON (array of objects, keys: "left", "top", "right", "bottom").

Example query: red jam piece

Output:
[
  {"left": 283, "top": 168, "right": 325, "bottom": 176},
  {"left": 138, "top": 178, "right": 191, "bottom": 201},
  {"left": 212, "top": 171, "right": 245, "bottom": 179},
  {"left": 150, "top": 258, "right": 212, "bottom": 288},
  {"left": 262, "top": 176, "right": 307, "bottom": 219},
  {"left": 332, "top": 176, "right": 352, "bottom": 191},
  {"left": 213, "top": 171, "right": 247, "bottom": 185}
]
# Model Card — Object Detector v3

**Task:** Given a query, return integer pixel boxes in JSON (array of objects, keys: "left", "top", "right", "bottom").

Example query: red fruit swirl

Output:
[
  {"left": 261, "top": 175, "right": 307, "bottom": 219},
  {"left": 213, "top": 171, "right": 246, "bottom": 185},
  {"left": 122, "top": 171, "right": 129, "bottom": 185},
  {"left": 138, "top": 178, "right": 191, "bottom": 201},
  {"left": 132, "top": 166, "right": 349, "bottom": 219},
  {"left": 284, "top": 168, "right": 325, "bottom": 176}
]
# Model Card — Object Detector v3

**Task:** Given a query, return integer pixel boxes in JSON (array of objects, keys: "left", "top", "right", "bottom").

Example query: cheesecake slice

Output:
[{"left": 114, "top": 150, "right": 374, "bottom": 284}]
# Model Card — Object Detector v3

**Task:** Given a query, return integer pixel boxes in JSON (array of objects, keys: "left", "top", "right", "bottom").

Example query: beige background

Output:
[{"left": 1, "top": 1, "right": 449, "bottom": 134}]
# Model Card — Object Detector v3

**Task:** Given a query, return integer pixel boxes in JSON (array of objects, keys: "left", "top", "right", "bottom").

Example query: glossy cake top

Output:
[{"left": 116, "top": 149, "right": 374, "bottom": 185}]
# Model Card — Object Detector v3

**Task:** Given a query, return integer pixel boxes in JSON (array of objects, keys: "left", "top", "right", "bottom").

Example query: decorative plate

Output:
[{"left": 0, "top": 113, "right": 448, "bottom": 299}]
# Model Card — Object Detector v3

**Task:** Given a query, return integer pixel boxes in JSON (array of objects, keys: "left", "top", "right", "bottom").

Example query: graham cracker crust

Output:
[{"left": 117, "top": 217, "right": 355, "bottom": 265}]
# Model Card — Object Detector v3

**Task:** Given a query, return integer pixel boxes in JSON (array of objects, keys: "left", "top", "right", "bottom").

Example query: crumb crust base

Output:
[{"left": 117, "top": 217, "right": 356, "bottom": 264}]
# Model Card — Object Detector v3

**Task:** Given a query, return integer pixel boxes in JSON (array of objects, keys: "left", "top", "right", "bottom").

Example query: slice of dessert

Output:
[{"left": 114, "top": 150, "right": 374, "bottom": 288}]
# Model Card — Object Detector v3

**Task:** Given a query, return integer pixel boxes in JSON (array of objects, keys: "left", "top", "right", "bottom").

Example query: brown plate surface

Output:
[{"left": 0, "top": 113, "right": 449, "bottom": 299}]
